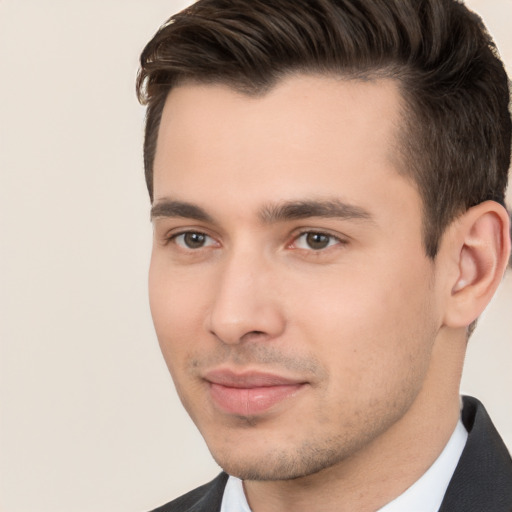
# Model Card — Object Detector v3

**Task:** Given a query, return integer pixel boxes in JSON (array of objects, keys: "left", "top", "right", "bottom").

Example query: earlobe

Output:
[{"left": 443, "top": 201, "right": 511, "bottom": 329}]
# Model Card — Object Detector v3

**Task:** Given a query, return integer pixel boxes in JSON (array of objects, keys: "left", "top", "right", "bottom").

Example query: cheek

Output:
[
  {"left": 294, "top": 257, "right": 437, "bottom": 391},
  {"left": 148, "top": 256, "right": 208, "bottom": 369}
]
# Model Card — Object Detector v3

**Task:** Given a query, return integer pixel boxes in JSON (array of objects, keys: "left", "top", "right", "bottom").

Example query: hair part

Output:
[{"left": 137, "top": 0, "right": 511, "bottom": 259}]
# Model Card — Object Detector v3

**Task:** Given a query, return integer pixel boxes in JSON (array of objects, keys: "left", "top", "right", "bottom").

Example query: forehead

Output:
[{"left": 152, "top": 75, "right": 415, "bottom": 219}]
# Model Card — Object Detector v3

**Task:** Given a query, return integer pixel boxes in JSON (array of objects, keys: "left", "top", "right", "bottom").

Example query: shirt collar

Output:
[
  {"left": 220, "top": 419, "right": 468, "bottom": 512},
  {"left": 377, "top": 419, "right": 467, "bottom": 512}
]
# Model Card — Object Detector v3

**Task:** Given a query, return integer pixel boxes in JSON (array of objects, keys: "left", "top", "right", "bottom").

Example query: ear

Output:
[{"left": 442, "top": 201, "right": 511, "bottom": 329}]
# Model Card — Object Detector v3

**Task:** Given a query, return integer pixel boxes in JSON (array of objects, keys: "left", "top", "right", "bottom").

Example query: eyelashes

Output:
[
  {"left": 171, "top": 231, "right": 218, "bottom": 249},
  {"left": 289, "top": 231, "right": 345, "bottom": 251},
  {"left": 165, "top": 229, "right": 347, "bottom": 253}
]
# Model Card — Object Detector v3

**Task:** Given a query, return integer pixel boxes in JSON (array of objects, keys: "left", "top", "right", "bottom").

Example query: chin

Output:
[{"left": 208, "top": 437, "right": 349, "bottom": 481}]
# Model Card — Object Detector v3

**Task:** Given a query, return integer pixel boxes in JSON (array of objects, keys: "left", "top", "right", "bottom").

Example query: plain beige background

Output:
[{"left": 0, "top": 1, "right": 510, "bottom": 511}]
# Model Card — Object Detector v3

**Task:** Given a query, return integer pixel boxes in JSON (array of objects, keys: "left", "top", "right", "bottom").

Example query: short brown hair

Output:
[{"left": 137, "top": 0, "right": 511, "bottom": 258}]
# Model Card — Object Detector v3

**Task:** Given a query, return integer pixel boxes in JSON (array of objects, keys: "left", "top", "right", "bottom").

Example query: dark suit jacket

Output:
[{"left": 151, "top": 396, "right": 512, "bottom": 512}]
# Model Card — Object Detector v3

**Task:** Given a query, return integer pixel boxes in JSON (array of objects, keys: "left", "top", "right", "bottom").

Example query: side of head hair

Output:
[{"left": 137, "top": 0, "right": 511, "bottom": 258}]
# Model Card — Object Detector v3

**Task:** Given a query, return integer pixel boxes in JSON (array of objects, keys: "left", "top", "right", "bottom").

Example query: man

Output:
[{"left": 137, "top": 0, "right": 512, "bottom": 510}]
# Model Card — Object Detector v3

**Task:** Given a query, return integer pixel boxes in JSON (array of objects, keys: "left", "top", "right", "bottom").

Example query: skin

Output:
[{"left": 148, "top": 75, "right": 505, "bottom": 511}]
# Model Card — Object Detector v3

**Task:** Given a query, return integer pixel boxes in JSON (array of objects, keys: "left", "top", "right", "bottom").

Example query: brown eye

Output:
[
  {"left": 305, "top": 232, "right": 332, "bottom": 250},
  {"left": 184, "top": 232, "right": 206, "bottom": 248},
  {"left": 173, "top": 232, "right": 215, "bottom": 249},
  {"left": 292, "top": 231, "right": 342, "bottom": 251}
]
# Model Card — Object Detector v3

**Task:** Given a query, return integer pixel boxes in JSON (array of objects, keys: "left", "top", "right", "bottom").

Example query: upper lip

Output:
[{"left": 204, "top": 369, "right": 305, "bottom": 388}]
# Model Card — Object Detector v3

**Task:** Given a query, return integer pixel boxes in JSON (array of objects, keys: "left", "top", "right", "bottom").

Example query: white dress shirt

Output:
[{"left": 220, "top": 419, "right": 468, "bottom": 512}]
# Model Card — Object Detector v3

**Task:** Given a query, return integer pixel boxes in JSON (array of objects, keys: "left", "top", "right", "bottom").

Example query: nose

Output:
[{"left": 205, "top": 250, "right": 286, "bottom": 345}]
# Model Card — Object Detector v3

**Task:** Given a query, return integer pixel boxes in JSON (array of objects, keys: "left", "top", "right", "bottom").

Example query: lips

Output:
[{"left": 204, "top": 369, "right": 306, "bottom": 416}]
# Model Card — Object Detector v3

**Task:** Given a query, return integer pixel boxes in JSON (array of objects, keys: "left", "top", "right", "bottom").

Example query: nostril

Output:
[
  {"left": 240, "top": 330, "right": 268, "bottom": 343},
  {"left": 206, "top": 293, "right": 286, "bottom": 345}
]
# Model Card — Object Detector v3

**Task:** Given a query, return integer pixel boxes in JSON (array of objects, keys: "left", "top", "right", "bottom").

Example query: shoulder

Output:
[{"left": 149, "top": 473, "right": 229, "bottom": 512}]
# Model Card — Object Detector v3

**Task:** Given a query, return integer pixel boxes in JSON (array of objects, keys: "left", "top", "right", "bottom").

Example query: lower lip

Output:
[{"left": 209, "top": 382, "right": 304, "bottom": 416}]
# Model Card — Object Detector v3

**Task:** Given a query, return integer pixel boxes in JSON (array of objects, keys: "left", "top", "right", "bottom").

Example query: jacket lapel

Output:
[
  {"left": 150, "top": 472, "right": 228, "bottom": 512},
  {"left": 439, "top": 396, "right": 512, "bottom": 512}
]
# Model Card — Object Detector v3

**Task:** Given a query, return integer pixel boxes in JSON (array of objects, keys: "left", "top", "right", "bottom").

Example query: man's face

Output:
[{"left": 149, "top": 75, "right": 443, "bottom": 480}]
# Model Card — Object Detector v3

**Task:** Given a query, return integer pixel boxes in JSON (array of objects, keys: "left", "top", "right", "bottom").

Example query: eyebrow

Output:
[
  {"left": 150, "top": 199, "right": 214, "bottom": 223},
  {"left": 259, "top": 199, "right": 373, "bottom": 224},
  {"left": 150, "top": 198, "right": 373, "bottom": 225}
]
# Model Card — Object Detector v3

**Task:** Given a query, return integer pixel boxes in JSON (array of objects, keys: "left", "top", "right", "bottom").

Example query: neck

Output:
[{"left": 244, "top": 328, "right": 466, "bottom": 512}]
